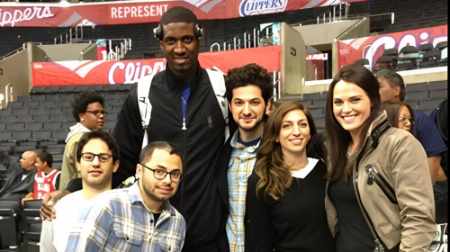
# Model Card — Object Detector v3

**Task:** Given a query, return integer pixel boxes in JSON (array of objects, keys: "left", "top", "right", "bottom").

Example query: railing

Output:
[
  {"left": 5, "top": 83, "right": 13, "bottom": 104},
  {"left": 0, "top": 42, "right": 43, "bottom": 61},
  {"left": 210, "top": 27, "right": 259, "bottom": 52},
  {"left": 54, "top": 23, "right": 92, "bottom": 44},
  {"left": 272, "top": 71, "right": 281, "bottom": 102},
  {"left": 316, "top": 2, "right": 349, "bottom": 24}
]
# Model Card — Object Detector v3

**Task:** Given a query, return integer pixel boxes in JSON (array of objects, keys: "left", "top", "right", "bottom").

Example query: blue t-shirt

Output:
[{"left": 413, "top": 110, "right": 447, "bottom": 157}]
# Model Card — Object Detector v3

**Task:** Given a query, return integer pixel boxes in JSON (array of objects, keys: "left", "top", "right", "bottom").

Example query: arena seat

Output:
[
  {"left": 6, "top": 123, "right": 24, "bottom": 132},
  {"left": 6, "top": 102, "right": 23, "bottom": 109},
  {"left": 32, "top": 115, "right": 50, "bottom": 123},
  {"left": 0, "top": 117, "right": 16, "bottom": 124},
  {"left": 12, "top": 131, "right": 32, "bottom": 142},
  {"left": 354, "top": 58, "right": 369, "bottom": 66},
  {"left": 17, "top": 96, "right": 31, "bottom": 102},
  {"left": 373, "top": 55, "right": 395, "bottom": 71},
  {"left": 22, "top": 200, "right": 43, "bottom": 252},
  {"left": 16, "top": 116, "right": 33, "bottom": 123},
  {"left": 58, "top": 86, "right": 75, "bottom": 93},
  {"left": 419, "top": 49, "right": 441, "bottom": 68},
  {"left": 31, "top": 131, "right": 52, "bottom": 142},
  {"left": 0, "top": 110, "right": 12, "bottom": 117},
  {"left": 419, "top": 99, "right": 446, "bottom": 111},
  {"left": 0, "top": 199, "right": 23, "bottom": 251},
  {"left": 45, "top": 108, "right": 62, "bottom": 115},
  {"left": 29, "top": 108, "right": 46, "bottom": 116},
  {"left": 30, "top": 95, "right": 46, "bottom": 102},
  {"left": 429, "top": 80, "right": 447, "bottom": 90},
  {"left": 0, "top": 132, "right": 13, "bottom": 143},
  {"left": 43, "top": 122, "right": 62, "bottom": 131},
  {"left": 435, "top": 41, "right": 447, "bottom": 50},
  {"left": 38, "top": 101, "right": 55, "bottom": 108},
  {"left": 397, "top": 45, "right": 419, "bottom": 70},
  {"left": 23, "top": 102, "right": 40, "bottom": 109}
]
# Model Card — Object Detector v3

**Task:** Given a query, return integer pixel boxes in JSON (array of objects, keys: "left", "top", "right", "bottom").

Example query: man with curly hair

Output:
[
  {"left": 218, "top": 63, "right": 272, "bottom": 252},
  {"left": 59, "top": 91, "right": 105, "bottom": 190}
]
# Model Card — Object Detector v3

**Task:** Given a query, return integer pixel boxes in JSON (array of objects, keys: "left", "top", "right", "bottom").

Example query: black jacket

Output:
[
  {"left": 0, "top": 166, "right": 37, "bottom": 200},
  {"left": 113, "top": 64, "right": 228, "bottom": 252}
]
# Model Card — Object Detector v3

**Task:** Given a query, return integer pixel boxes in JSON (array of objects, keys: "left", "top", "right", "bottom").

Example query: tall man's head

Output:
[
  {"left": 20, "top": 151, "right": 37, "bottom": 171},
  {"left": 76, "top": 130, "right": 120, "bottom": 191},
  {"left": 225, "top": 63, "right": 273, "bottom": 141},
  {"left": 374, "top": 69, "right": 406, "bottom": 102},
  {"left": 136, "top": 141, "right": 183, "bottom": 212},
  {"left": 156, "top": 6, "right": 201, "bottom": 79}
]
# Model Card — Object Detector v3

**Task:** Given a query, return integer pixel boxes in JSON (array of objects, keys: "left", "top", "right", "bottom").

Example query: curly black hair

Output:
[
  {"left": 71, "top": 91, "right": 105, "bottom": 122},
  {"left": 225, "top": 63, "right": 273, "bottom": 104}
]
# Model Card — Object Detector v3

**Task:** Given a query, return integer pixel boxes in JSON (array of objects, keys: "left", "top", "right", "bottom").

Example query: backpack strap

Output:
[
  {"left": 205, "top": 69, "right": 230, "bottom": 143},
  {"left": 137, "top": 74, "right": 155, "bottom": 149}
]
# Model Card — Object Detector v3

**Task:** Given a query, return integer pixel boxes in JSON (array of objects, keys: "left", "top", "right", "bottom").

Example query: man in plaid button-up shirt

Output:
[
  {"left": 222, "top": 64, "right": 273, "bottom": 252},
  {"left": 66, "top": 141, "right": 186, "bottom": 252}
]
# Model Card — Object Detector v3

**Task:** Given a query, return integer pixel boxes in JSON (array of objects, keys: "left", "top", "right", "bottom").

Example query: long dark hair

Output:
[
  {"left": 255, "top": 101, "right": 317, "bottom": 200},
  {"left": 325, "top": 64, "right": 381, "bottom": 181}
]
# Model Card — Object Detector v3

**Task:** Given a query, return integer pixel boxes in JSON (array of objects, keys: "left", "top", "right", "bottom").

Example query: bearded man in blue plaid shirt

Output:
[{"left": 65, "top": 141, "right": 186, "bottom": 252}]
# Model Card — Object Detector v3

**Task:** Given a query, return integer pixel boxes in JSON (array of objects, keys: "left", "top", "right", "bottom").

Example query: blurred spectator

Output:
[
  {"left": 59, "top": 91, "right": 105, "bottom": 190},
  {"left": 429, "top": 99, "right": 448, "bottom": 224},
  {"left": 374, "top": 69, "right": 447, "bottom": 184},
  {"left": 22, "top": 150, "right": 60, "bottom": 204},
  {"left": 0, "top": 151, "right": 37, "bottom": 199},
  {"left": 381, "top": 101, "right": 416, "bottom": 133}
]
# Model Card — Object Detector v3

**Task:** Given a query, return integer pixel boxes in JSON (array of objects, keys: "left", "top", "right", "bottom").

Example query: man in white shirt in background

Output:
[{"left": 39, "top": 130, "right": 119, "bottom": 252}]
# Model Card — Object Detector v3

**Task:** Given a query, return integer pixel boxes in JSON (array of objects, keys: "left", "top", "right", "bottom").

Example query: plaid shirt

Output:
[
  {"left": 226, "top": 131, "right": 260, "bottom": 252},
  {"left": 65, "top": 183, "right": 186, "bottom": 252}
]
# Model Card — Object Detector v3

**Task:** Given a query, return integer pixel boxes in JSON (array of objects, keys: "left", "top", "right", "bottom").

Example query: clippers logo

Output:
[{"left": 239, "top": 0, "right": 287, "bottom": 17}]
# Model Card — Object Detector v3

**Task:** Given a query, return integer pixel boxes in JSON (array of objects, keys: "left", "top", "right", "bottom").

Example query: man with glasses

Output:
[
  {"left": 65, "top": 141, "right": 185, "bottom": 252},
  {"left": 59, "top": 91, "right": 106, "bottom": 190},
  {"left": 40, "top": 130, "right": 119, "bottom": 252}
]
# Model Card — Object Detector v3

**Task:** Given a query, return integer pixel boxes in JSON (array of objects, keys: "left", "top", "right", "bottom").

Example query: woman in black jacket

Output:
[{"left": 245, "top": 101, "right": 335, "bottom": 252}]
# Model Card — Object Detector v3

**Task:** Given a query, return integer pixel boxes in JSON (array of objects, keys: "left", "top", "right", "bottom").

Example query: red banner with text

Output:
[
  {"left": 32, "top": 46, "right": 281, "bottom": 86},
  {"left": 337, "top": 25, "right": 448, "bottom": 70},
  {"left": 0, "top": 0, "right": 366, "bottom": 27}
]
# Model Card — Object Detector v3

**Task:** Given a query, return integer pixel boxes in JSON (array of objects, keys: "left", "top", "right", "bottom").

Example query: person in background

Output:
[
  {"left": 40, "top": 130, "right": 119, "bottom": 252},
  {"left": 0, "top": 151, "right": 37, "bottom": 199},
  {"left": 22, "top": 150, "right": 60, "bottom": 204},
  {"left": 429, "top": 98, "right": 448, "bottom": 224},
  {"left": 246, "top": 101, "right": 334, "bottom": 252},
  {"left": 381, "top": 100, "right": 416, "bottom": 133},
  {"left": 326, "top": 64, "right": 435, "bottom": 251},
  {"left": 374, "top": 68, "right": 447, "bottom": 184},
  {"left": 59, "top": 91, "right": 105, "bottom": 190}
]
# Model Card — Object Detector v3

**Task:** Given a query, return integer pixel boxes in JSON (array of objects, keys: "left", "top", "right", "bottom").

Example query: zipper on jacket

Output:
[
  {"left": 353, "top": 148, "right": 386, "bottom": 252},
  {"left": 182, "top": 118, "right": 187, "bottom": 131},
  {"left": 364, "top": 165, "right": 397, "bottom": 204}
]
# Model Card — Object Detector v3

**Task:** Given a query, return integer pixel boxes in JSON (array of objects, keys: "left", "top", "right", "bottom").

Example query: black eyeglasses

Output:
[
  {"left": 81, "top": 153, "right": 113, "bottom": 162},
  {"left": 139, "top": 163, "right": 183, "bottom": 182},
  {"left": 85, "top": 110, "right": 107, "bottom": 116}
]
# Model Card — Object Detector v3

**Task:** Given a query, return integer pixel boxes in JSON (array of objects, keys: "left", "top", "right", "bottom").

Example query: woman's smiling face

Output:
[{"left": 332, "top": 80, "right": 372, "bottom": 139}]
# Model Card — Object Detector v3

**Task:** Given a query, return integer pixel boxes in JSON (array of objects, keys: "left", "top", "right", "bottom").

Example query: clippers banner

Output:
[
  {"left": 32, "top": 46, "right": 281, "bottom": 86},
  {"left": 337, "top": 25, "right": 448, "bottom": 70},
  {"left": 0, "top": 0, "right": 367, "bottom": 27}
]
